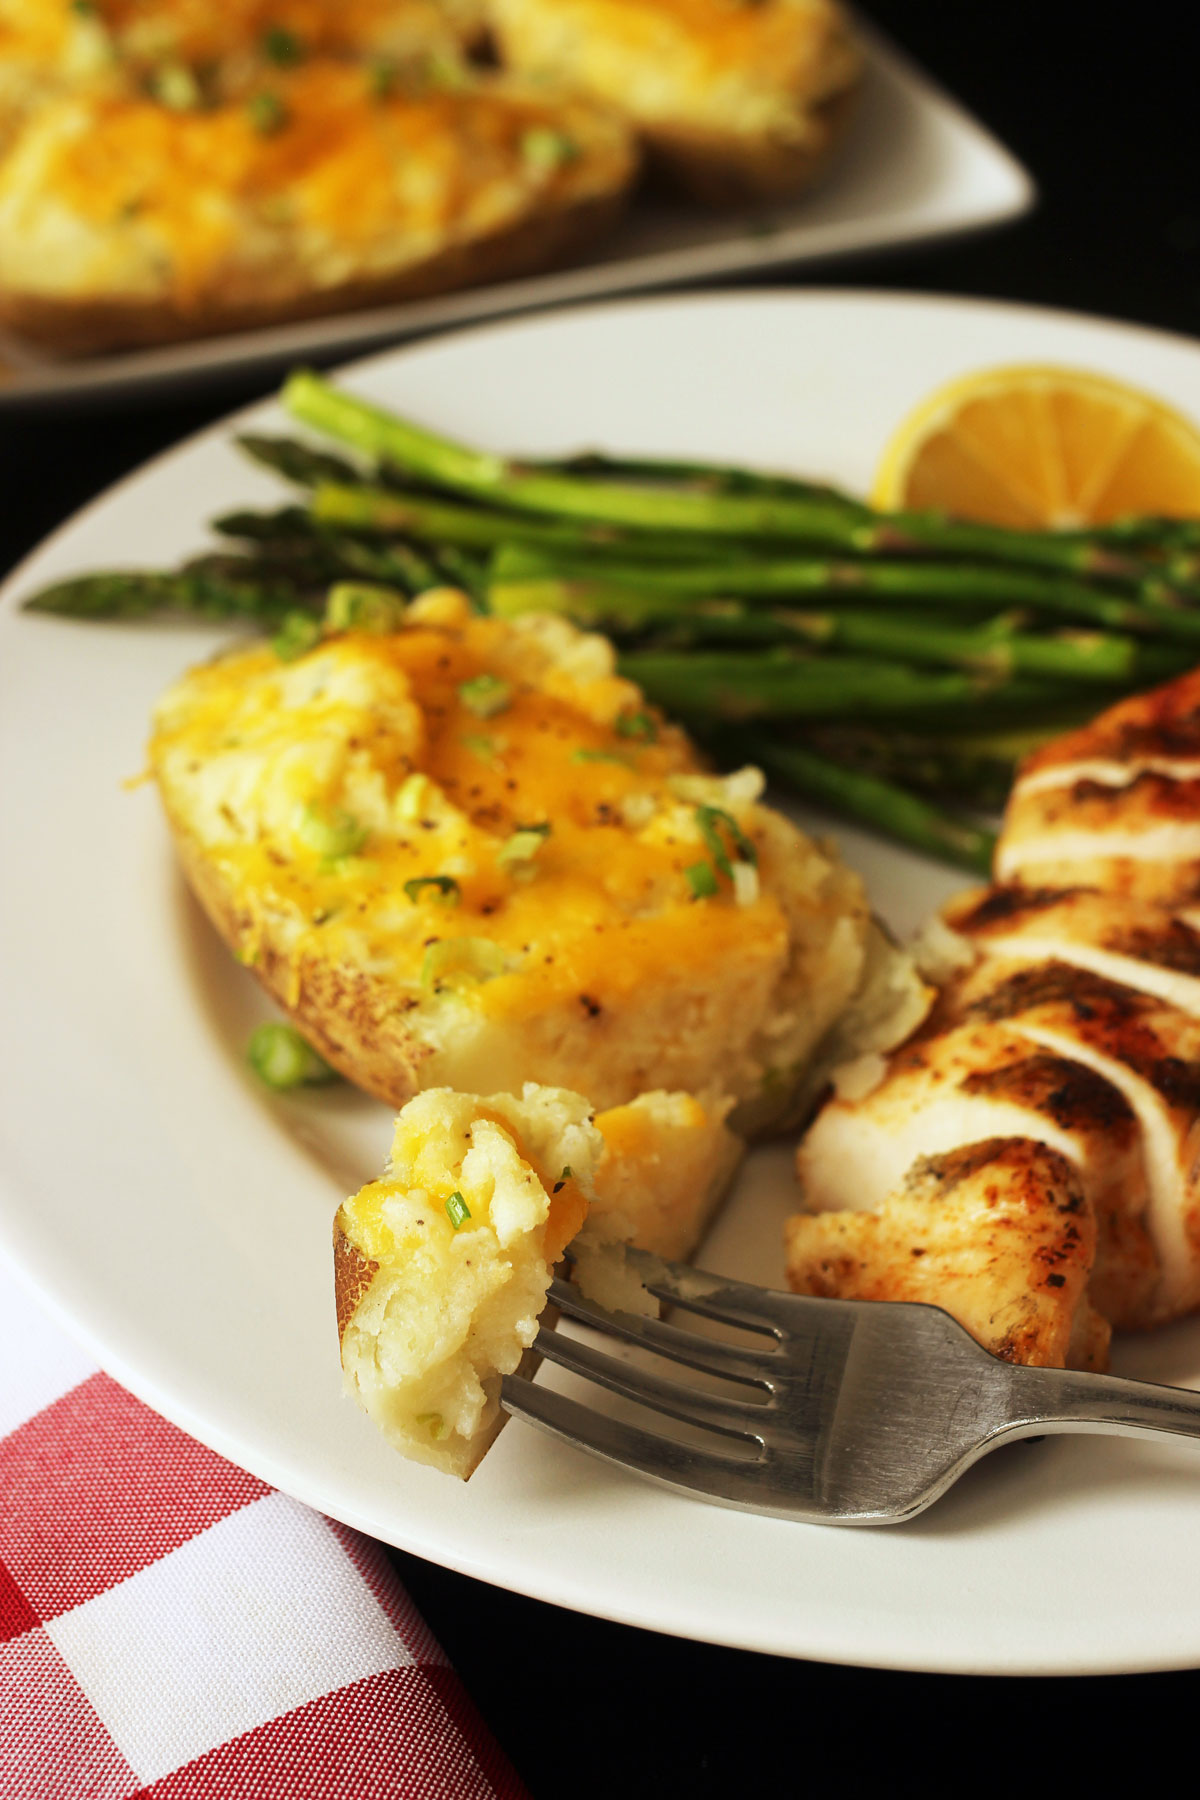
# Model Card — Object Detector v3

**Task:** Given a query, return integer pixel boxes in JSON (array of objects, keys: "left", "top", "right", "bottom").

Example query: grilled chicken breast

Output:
[{"left": 790, "top": 665, "right": 1200, "bottom": 1367}]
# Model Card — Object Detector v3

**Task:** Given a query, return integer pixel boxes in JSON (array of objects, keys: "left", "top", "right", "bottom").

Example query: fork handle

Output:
[{"left": 1009, "top": 1364, "right": 1200, "bottom": 1443}]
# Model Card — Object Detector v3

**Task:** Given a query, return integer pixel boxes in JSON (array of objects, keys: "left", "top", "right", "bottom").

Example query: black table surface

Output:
[{"left": 5, "top": 3, "right": 1199, "bottom": 1789}]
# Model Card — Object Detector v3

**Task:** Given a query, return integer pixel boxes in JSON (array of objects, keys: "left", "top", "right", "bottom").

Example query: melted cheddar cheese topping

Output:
[
  {"left": 149, "top": 592, "right": 791, "bottom": 1027},
  {"left": 0, "top": 0, "right": 480, "bottom": 76}
]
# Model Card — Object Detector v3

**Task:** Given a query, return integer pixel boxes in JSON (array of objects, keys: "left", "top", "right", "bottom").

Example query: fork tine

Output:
[
  {"left": 531, "top": 1324, "right": 773, "bottom": 1442},
  {"left": 547, "top": 1278, "right": 779, "bottom": 1387},
  {"left": 500, "top": 1370, "right": 794, "bottom": 1514},
  {"left": 620, "top": 1246, "right": 795, "bottom": 1333}
]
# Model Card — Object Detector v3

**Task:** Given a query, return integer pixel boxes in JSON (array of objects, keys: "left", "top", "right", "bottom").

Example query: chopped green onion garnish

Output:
[
  {"left": 415, "top": 1410, "right": 449, "bottom": 1439},
  {"left": 272, "top": 610, "right": 322, "bottom": 661},
  {"left": 403, "top": 875, "right": 460, "bottom": 905},
  {"left": 615, "top": 709, "right": 659, "bottom": 742},
  {"left": 552, "top": 1165, "right": 573, "bottom": 1193},
  {"left": 445, "top": 1191, "right": 471, "bottom": 1230},
  {"left": 462, "top": 734, "right": 498, "bottom": 762},
  {"left": 152, "top": 63, "right": 202, "bottom": 110},
  {"left": 368, "top": 58, "right": 397, "bottom": 98},
  {"left": 571, "top": 748, "right": 630, "bottom": 767},
  {"left": 520, "top": 127, "right": 579, "bottom": 172},
  {"left": 695, "top": 804, "right": 757, "bottom": 876},
  {"left": 324, "top": 581, "right": 406, "bottom": 633},
  {"left": 458, "top": 673, "right": 512, "bottom": 718},
  {"left": 497, "top": 826, "right": 550, "bottom": 871},
  {"left": 395, "top": 772, "right": 435, "bottom": 821},
  {"left": 296, "top": 803, "right": 368, "bottom": 861},
  {"left": 685, "top": 860, "right": 719, "bottom": 899},
  {"left": 247, "top": 1022, "right": 338, "bottom": 1090},
  {"left": 261, "top": 25, "right": 304, "bottom": 65},
  {"left": 247, "top": 89, "right": 289, "bottom": 134},
  {"left": 425, "top": 49, "right": 468, "bottom": 89},
  {"left": 420, "top": 937, "right": 507, "bottom": 990}
]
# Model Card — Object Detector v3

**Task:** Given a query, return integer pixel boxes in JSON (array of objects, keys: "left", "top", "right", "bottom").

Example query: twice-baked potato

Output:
[
  {"left": 0, "top": 60, "right": 636, "bottom": 353},
  {"left": 335, "top": 1081, "right": 741, "bottom": 1475},
  {"left": 148, "top": 587, "right": 873, "bottom": 1127},
  {"left": 486, "top": 0, "right": 863, "bottom": 205}
]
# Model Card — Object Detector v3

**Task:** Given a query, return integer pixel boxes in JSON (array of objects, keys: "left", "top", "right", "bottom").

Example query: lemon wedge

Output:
[{"left": 872, "top": 364, "right": 1200, "bottom": 529}]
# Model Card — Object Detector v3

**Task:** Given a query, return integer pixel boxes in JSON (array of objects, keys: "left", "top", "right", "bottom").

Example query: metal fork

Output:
[{"left": 499, "top": 1249, "right": 1200, "bottom": 1524}]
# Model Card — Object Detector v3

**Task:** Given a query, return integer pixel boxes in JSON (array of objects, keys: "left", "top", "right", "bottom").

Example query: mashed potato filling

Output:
[
  {"left": 151, "top": 589, "right": 873, "bottom": 1121},
  {"left": 336, "top": 1082, "right": 740, "bottom": 1476}
]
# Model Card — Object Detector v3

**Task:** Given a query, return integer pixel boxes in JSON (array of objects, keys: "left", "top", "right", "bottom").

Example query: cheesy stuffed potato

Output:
[
  {"left": 0, "top": 60, "right": 636, "bottom": 353},
  {"left": 149, "top": 587, "right": 872, "bottom": 1127},
  {"left": 487, "top": 0, "right": 862, "bottom": 205}
]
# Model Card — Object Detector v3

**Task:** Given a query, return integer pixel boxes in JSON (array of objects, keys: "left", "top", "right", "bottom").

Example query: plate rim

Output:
[{"left": 8, "top": 285, "right": 1200, "bottom": 1676}]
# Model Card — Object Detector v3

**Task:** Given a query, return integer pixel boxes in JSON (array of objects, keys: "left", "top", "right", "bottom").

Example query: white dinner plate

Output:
[
  {"left": 0, "top": 15, "right": 1031, "bottom": 408},
  {"left": 5, "top": 289, "right": 1200, "bottom": 1677}
]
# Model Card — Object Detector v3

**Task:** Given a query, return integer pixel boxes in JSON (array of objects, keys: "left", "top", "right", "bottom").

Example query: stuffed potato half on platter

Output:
[
  {"left": 487, "top": 0, "right": 862, "bottom": 205},
  {"left": 0, "top": 57, "right": 637, "bottom": 354}
]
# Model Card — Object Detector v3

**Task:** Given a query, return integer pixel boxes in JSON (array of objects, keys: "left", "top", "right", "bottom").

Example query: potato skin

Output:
[
  {"left": 0, "top": 176, "right": 631, "bottom": 357},
  {"left": 166, "top": 811, "right": 436, "bottom": 1109},
  {"left": 334, "top": 1225, "right": 379, "bottom": 1346}
]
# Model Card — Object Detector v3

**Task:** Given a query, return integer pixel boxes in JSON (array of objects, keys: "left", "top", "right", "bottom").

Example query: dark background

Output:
[{"left": 5, "top": 2, "right": 1198, "bottom": 1790}]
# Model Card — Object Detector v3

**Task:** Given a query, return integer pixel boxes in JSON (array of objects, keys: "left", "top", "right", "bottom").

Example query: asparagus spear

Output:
[
  {"left": 213, "top": 504, "right": 321, "bottom": 542},
  {"left": 671, "top": 605, "right": 1189, "bottom": 686},
  {"left": 617, "top": 648, "right": 1093, "bottom": 723},
  {"left": 486, "top": 541, "right": 1151, "bottom": 616},
  {"left": 797, "top": 725, "right": 1017, "bottom": 811},
  {"left": 235, "top": 433, "right": 366, "bottom": 489},
  {"left": 310, "top": 480, "right": 739, "bottom": 561},
  {"left": 281, "top": 371, "right": 1176, "bottom": 583},
  {"left": 486, "top": 547, "right": 1200, "bottom": 644},
  {"left": 732, "top": 733, "right": 999, "bottom": 874},
  {"left": 529, "top": 448, "right": 873, "bottom": 513},
  {"left": 22, "top": 563, "right": 319, "bottom": 623}
]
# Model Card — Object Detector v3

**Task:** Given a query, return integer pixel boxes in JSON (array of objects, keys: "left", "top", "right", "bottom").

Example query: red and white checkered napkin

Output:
[{"left": 0, "top": 1264, "right": 528, "bottom": 1800}]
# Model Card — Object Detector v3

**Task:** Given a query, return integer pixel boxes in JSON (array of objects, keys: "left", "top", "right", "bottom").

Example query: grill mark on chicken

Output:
[
  {"left": 948, "top": 885, "right": 1075, "bottom": 931},
  {"left": 953, "top": 889, "right": 1200, "bottom": 977},
  {"left": 965, "top": 964, "right": 1200, "bottom": 1106},
  {"left": 961, "top": 1051, "right": 1136, "bottom": 1134},
  {"left": 1011, "top": 772, "right": 1200, "bottom": 828},
  {"left": 1018, "top": 757, "right": 1200, "bottom": 799}
]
